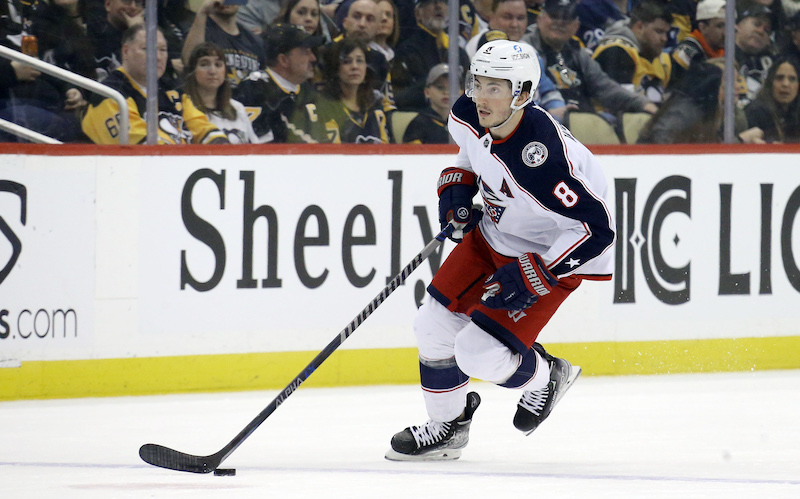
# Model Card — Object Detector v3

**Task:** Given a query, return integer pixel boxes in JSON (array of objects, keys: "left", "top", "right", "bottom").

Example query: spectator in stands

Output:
[
  {"left": 86, "top": 0, "right": 192, "bottom": 79},
  {"left": 744, "top": 54, "right": 800, "bottom": 142},
  {"left": 756, "top": 0, "right": 789, "bottom": 36},
  {"left": 521, "top": 0, "right": 657, "bottom": 118},
  {"left": 331, "top": 0, "right": 395, "bottom": 112},
  {"left": 184, "top": 42, "right": 259, "bottom": 143},
  {"left": 465, "top": 0, "right": 529, "bottom": 57},
  {"left": 455, "top": 0, "right": 481, "bottom": 45},
  {"left": 525, "top": 0, "right": 543, "bottom": 25},
  {"left": 637, "top": 59, "right": 763, "bottom": 144},
  {"left": 238, "top": 0, "right": 281, "bottom": 34},
  {"left": 392, "top": 0, "right": 469, "bottom": 111},
  {"left": 30, "top": 0, "right": 96, "bottom": 115},
  {"left": 574, "top": 0, "right": 627, "bottom": 51},
  {"left": 778, "top": 10, "right": 800, "bottom": 58},
  {"left": 32, "top": 0, "right": 96, "bottom": 79},
  {"left": 157, "top": 0, "right": 198, "bottom": 77},
  {"left": 736, "top": 1, "right": 776, "bottom": 107},
  {"left": 661, "top": 0, "right": 695, "bottom": 49},
  {"left": 371, "top": 0, "right": 399, "bottom": 62},
  {"left": 0, "top": 0, "right": 85, "bottom": 142},
  {"left": 592, "top": 0, "right": 673, "bottom": 103},
  {"left": 402, "top": 62, "right": 456, "bottom": 143},
  {"left": 270, "top": 0, "right": 338, "bottom": 43},
  {"left": 471, "top": 0, "right": 493, "bottom": 32},
  {"left": 82, "top": 24, "right": 228, "bottom": 144},
  {"left": 182, "top": 0, "right": 267, "bottom": 89},
  {"left": 334, "top": 0, "right": 378, "bottom": 42},
  {"left": 86, "top": 0, "right": 143, "bottom": 81},
  {"left": 235, "top": 22, "right": 324, "bottom": 142},
  {"left": 671, "top": 0, "right": 726, "bottom": 86},
  {"left": 293, "top": 37, "right": 389, "bottom": 142},
  {"left": 161, "top": 0, "right": 196, "bottom": 36}
]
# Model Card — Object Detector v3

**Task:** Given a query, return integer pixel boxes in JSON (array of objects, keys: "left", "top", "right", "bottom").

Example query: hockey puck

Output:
[{"left": 213, "top": 468, "right": 236, "bottom": 476}]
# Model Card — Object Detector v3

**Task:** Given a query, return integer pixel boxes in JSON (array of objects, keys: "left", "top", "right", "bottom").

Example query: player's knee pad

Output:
[
  {"left": 414, "top": 297, "right": 470, "bottom": 360},
  {"left": 453, "top": 323, "right": 520, "bottom": 383}
]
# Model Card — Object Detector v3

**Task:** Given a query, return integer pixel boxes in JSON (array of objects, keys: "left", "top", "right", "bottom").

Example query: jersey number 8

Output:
[{"left": 553, "top": 181, "right": 578, "bottom": 207}]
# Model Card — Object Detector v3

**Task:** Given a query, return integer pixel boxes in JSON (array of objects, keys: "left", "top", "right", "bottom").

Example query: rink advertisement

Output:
[
  {"left": 0, "top": 156, "right": 96, "bottom": 363},
  {"left": 1, "top": 145, "right": 800, "bottom": 399},
  {"left": 134, "top": 151, "right": 800, "bottom": 351}
]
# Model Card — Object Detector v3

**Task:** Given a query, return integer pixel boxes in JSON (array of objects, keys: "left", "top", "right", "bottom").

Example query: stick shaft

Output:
[{"left": 140, "top": 225, "right": 451, "bottom": 472}]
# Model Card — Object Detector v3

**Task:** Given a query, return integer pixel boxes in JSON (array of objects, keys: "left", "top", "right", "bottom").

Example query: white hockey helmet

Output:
[{"left": 466, "top": 39, "right": 541, "bottom": 111}]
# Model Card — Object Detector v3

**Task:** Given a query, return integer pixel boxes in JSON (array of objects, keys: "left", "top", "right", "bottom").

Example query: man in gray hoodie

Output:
[{"left": 520, "top": 0, "right": 657, "bottom": 116}]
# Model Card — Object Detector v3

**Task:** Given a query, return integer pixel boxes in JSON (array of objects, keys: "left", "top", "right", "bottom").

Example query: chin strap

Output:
[{"left": 489, "top": 107, "right": 523, "bottom": 132}]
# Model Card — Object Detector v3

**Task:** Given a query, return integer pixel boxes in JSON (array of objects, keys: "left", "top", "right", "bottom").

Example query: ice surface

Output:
[{"left": 1, "top": 370, "right": 799, "bottom": 498}]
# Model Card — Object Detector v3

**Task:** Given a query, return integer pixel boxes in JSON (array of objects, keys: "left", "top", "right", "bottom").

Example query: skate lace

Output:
[
  {"left": 519, "top": 385, "right": 549, "bottom": 416},
  {"left": 410, "top": 420, "right": 452, "bottom": 446}
]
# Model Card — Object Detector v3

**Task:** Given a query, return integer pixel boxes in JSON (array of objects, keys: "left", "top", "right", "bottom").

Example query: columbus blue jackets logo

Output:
[
  {"left": 522, "top": 141, "right": 548, "bottom": 167},
  {"left": 479, "top": 179, "right": 507, "bottom": 224}
]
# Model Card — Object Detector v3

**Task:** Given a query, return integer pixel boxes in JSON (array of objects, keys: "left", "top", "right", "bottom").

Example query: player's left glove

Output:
[
  {"left": 438, "top": 167, "right": 481, "bottom": 242},
  {"left": 481, "top": 253, "right": 558, "bottom": 311}
]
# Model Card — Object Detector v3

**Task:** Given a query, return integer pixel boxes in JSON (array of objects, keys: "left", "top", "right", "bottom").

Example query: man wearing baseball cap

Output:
[
  {"left": 521, "top": 0, "right": 658, "bottom": 116},
  {"left": 234, "top": 23, "right": 325, "bottom": 142},
  {"left": 401, "top": 63, "right": 457, "bottom": 144},
  {"left": 671, "top": 0, "right": 726, "bottom": 86}
]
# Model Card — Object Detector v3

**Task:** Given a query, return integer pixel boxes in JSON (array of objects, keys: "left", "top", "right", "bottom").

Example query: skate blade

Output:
[
  {"left": 521, "top": 365, "right": 582, "bottom": 437},
  {"left": 384, "top": 448, "right": 462, "bottom": 462},
  {"left": 552, "top": 365, "right": 581, "bottom": 407}
]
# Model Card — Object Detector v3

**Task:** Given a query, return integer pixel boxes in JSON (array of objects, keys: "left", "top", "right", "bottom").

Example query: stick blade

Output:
[{"left": 139, "top": 443, "right": 219, "bottom": 474}]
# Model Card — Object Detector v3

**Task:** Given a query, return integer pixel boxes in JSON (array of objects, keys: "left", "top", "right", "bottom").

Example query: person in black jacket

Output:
[
  {"left": 0, "top": 0, "right": 84, "bottom": 142},
  {"left": 391, "top": 0, "right": 469, "bottom": 111},
  {"left": 744, "top": 55, "right": 800, "bottom": 143},
  {"left": 402, "top": 62, "right": 456, "bottom": 144}
]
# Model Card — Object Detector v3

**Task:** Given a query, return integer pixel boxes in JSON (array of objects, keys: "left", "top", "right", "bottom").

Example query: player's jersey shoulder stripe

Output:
[{"left": 450, "top": 94, "right": 483, "bottom": 138}]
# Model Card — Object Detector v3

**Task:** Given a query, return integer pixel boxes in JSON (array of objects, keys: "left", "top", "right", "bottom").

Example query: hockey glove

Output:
[
  {"left": 481, "top": 253, "right": 558, "bottom": 311},
  {"left": 438, "top": 167, "right": 481, "bottom": 242}
]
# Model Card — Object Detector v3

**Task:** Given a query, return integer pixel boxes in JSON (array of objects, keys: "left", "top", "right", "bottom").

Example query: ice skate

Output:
[
  {"left": 385, "top": 391, "right": 481, "bottom": 461},
  {"left": 514, "top": 345, "right": 581, "bottom": 435}
]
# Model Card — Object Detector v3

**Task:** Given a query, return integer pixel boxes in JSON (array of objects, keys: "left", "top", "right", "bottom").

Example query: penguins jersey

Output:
[
  {"left": 448, "top": 94, "right": 615, "bottom": 280},
  {"left": 81, "top": 67, "right": 227, "bottom": 145}
]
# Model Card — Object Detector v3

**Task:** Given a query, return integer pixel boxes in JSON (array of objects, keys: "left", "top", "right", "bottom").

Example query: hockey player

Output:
[{"left": 385, "top": 39, "right": 615, "bottom": 461}]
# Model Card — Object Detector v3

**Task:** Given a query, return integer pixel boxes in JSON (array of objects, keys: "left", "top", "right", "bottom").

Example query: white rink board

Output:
[
  {"left": 0, "top": 156, "right": 97, "bottom": 361},
  {"left": 1, "top": 151, "right": 799, "bottom": 362}
]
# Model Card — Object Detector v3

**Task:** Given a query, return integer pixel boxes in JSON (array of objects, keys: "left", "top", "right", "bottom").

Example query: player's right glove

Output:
[
  {"left": 481, "top": 253, "right": 558, "bottom": 311},
  {"left": 438, "top": 167, "right": 481, "bottom": 242}
]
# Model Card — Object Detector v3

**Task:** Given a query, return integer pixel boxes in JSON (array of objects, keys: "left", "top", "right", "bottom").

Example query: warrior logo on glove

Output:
[{"left": 481, "top": 252, "right": 558, "bottom": 311}]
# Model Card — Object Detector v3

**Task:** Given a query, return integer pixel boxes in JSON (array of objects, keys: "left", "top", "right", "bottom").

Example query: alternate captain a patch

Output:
[{"left": 522, "top": 141, "right": 548, "bottom": 167}]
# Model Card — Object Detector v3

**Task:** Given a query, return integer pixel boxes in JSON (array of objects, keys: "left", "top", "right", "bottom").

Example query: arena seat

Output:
[
  {"left": 566, "top": 112, "right": 620, "bottom": 145},
  {"left": 390, "top": 111, "right": 419, "bottom": 143}
]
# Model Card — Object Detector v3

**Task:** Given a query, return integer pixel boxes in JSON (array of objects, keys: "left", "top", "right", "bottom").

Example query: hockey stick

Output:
[{"left": 139, "top": 223, "right": 455, "bottom": 473}]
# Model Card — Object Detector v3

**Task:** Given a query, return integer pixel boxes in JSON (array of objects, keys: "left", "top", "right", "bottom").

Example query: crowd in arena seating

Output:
[{"left": 1, "top": 0, "right": 799, "bottom": 144}]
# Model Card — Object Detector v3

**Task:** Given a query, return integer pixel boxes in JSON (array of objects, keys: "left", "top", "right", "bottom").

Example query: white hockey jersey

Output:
[{"left": 448, "top": 94, "right": 615, "bottom": 280}]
